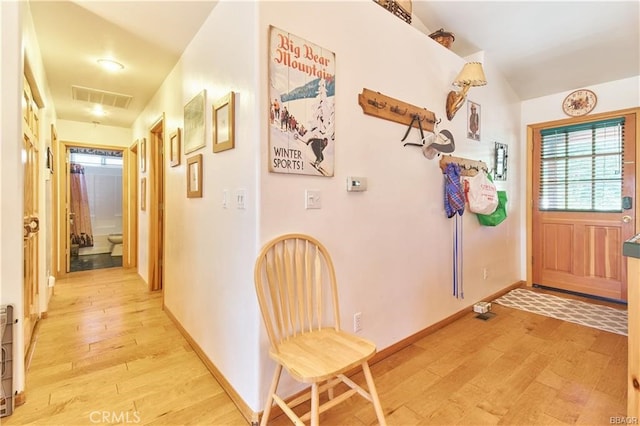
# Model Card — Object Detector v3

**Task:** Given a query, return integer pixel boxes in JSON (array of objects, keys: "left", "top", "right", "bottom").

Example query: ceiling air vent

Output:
[{"left": 71, "top": 85, "right": 133, "bottom": 109}]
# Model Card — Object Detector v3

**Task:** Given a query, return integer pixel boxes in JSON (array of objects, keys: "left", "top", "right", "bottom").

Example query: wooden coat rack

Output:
[
  {"left": 439, "top": 155, "right": 488, "bottom": 177},
  {"left": 358, "top": 88, "right": 438, "bottom": 133}
]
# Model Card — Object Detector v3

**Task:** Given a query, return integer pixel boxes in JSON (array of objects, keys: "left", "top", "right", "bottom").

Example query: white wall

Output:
[
  {"left": 0, "top": 0, "right": 27, "bottom": 395},
  {"left": 132, "top": 0, "right": 263, "bottom": 411},
  {"left": 257, "top": 1, "right": 522, "bottom": 402},
  {"left": 57, "top": 120, "right": 132, "bottom": 147}
]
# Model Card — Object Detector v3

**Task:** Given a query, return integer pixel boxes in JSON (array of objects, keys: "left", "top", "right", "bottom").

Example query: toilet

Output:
[{"left": 108, "top": 234, "right": 123, "bottom": 256}]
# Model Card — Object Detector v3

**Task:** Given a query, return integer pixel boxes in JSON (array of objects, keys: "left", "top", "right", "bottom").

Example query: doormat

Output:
[{"left": 493, "top": 288, "right": 627, "bottom": 336}]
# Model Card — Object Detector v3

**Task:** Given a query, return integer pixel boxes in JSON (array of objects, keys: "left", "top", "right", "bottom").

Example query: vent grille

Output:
[{"left": 71, "top": 85, "right": 133, "bottom": 109}]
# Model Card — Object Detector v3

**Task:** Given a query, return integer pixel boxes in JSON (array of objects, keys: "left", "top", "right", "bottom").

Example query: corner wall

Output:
[{"left": 257, "top": 1, "right": 522, "bottom": 401}]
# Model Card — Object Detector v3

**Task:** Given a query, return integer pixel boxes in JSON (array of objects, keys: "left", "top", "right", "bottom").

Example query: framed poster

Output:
[
  {"left": 268, "top": 26, "right": 335, "bottom": 177},
  {"left": 139, "top": 138, "right": 146, "bottom": 172},
  {"left": 140, "top": 178, "right": 147, "bottom": 211},
  {"left": 467, "top": 100, "right": 480, "bottom": 141},
  {"left": 184, "top": 90, "right": 206, "bottom": 154}
]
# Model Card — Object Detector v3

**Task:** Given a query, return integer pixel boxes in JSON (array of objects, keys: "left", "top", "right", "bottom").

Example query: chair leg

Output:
[
  {"left": 260, "top": 364, "right": 283, "bottom": 426},
  {"left": 311, "top": 382, "right": 320, "bottom": 426},
  {"left": 362, "top": 362, "right": 386, "bottom": 426}
]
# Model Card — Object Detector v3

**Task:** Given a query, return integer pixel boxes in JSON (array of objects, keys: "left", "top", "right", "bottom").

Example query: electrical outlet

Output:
[
  {"left": 235, "top": 189, "right": 246, "bottom": 209},
  {"left": 353, "top": 312, "right": 362, "bottom": 333}
]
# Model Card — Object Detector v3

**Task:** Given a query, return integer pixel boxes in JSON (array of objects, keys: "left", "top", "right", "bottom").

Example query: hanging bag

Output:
[
  {"left": 477, "top": 190, "right": 508, "bottom": 226},
  {"left": 466, "top": 171, "right": 498, "bottom": 215}
]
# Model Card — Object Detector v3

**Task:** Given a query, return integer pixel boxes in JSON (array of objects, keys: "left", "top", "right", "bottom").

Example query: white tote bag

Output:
[{"left": 466, "top": 172, "right": 498, "bottom": 215}]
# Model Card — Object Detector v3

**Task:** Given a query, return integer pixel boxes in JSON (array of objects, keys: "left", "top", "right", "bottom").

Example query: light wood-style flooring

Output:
[{"left": 5, "top": 268, "right": 627, "bottom": 425}]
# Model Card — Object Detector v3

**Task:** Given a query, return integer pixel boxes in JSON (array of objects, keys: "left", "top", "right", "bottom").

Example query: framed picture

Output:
[
  {"left": 140, "top": 138, "right": 147, "bottom": 172},
  {"left": 169, "top": 128, "right": 182, "bottom": 167},
  {"left": 140, "top": 177, "right": 147, "bottom": 211},
  {"left": 467, "top": 100, "right": 480, "bottom": 141},
  {"left": 46, "top": 147, "right": 54, "bottom": 174},
  {"left": 187, "top": 154, "right": 203, "bottom": 198},
  {"left": 184, "top": 90, "right": 206, "bottom": 154},
  {"left": 212, "top": 91, "right": 235, "bottom": 153}
]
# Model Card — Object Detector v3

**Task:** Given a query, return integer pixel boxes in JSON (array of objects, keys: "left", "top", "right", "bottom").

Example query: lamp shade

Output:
[{"left": 453, "top": 62, "right": 487, "bottom": 87}]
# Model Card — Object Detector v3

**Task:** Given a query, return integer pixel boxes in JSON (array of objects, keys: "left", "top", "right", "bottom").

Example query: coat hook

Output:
[
  {"left": 390, "top": 105, "right": 407, "bottom": 115},
  {"left": 367, "top": 98, "right": 386, "bottom": 109}
]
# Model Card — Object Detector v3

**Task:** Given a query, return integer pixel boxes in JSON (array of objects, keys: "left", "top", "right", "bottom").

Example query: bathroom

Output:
[{"left": 69, "top": 148, "right": 123, "bottom": 272}]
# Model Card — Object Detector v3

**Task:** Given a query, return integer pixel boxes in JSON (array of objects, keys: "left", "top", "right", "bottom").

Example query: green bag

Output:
[{"left": 477, "top": 190, "right": 507, "bottom": 226}]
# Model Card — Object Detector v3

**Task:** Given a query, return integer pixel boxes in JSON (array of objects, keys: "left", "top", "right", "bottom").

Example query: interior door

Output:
[
  {"left": 23, "top": 134, "right": 39, "bottom": 349},
  {"left": 532, "top": 112, "right": 636, "bottom": 301}
]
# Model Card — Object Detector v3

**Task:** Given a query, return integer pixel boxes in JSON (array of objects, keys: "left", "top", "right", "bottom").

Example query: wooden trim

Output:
[
  {"left": 628, "top": 257, "right": 639, "bottom": 417},
  {"left": 163, "top": 305, "right": 259, "bottom": 424},
  {"left": 371, "top": 280, "right": 524, "bottom": 363},
  {"left": 526, "top": 124, "right": 534, "bottom": 286},
  {"left": 264, "top": 281, "right": 524, "bottom": 422},
  {"left": 14, "top": 391, "right": 26, "bottom": 407},
  {"left": 148, "top": 115, "right": 165, "bottom": 292},
  {"left": 58, "top": 141, "right": 127, "bottom": 276},
  {"left": 51, "top": 124, "right": 59, "bottom": 279},
  {"left": 127, "top": 140, "right": 139, "bottom": 268}
]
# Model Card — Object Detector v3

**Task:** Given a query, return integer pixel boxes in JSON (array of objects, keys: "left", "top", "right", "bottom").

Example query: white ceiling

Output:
[{"left": 28, "top": 1, "right": 639, "bottom": 128}]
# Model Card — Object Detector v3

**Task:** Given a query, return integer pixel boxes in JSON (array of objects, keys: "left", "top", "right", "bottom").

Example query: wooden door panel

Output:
[
  {"left": 541, "top": 223, "right": 573, "bottom": 273},
  {"left": 584, "top": 225, "right": 621, "bottom": 280}
]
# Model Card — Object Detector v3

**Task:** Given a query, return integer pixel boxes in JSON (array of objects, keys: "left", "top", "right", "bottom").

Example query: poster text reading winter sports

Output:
[{"left": 268, "top": 26, "right": 335, "bottom": 177}]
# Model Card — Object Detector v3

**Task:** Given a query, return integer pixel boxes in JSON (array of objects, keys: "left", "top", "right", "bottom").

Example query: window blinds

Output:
[{"left": 539, "top": 117, "right": 625, "bottom": 212}]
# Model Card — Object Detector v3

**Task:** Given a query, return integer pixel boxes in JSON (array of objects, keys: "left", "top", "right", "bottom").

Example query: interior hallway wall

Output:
[
  {"left": 257, "top": 1, "right": 523, "bottom": 401},
  {"left": 131, "top": 0, "right": 263, "bottom": 411}
]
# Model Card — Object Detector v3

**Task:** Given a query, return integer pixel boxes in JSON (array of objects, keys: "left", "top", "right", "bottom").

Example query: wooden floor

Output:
[
  {"left": 4, "top": 267, "right": 246, "bottom": 425},
  {"left": 6, "top": 268, "right": 627, "bottom": 425}
]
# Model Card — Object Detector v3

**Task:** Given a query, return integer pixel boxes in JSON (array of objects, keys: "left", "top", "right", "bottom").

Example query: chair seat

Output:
[{"left": 271, "top": 328, "right": 377, "bottom": 383}]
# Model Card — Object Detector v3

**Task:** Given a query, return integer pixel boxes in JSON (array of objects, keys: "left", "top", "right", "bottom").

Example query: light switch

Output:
[
  {"left": 222, "top": 189, "right": 229, "bottom": 209},
  {"left": 235, "top": 189, "right": 246, "bottom": 209},
  {"left": 347, "top": 176, "right": 367, "bottom": 192},
  {"left": 305, "top": 190, "right": 321, "bottom": 209}
]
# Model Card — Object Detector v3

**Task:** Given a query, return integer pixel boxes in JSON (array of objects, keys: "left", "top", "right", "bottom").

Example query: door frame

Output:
[
  {"left": 54, "top": 141, "right": 133, "bottom": 276},
  {"left": 526, "top": 107, "right": 640, "bottom": 288},
  {"left": 148, "top": 115, "right": 165, "bottom": 292}
]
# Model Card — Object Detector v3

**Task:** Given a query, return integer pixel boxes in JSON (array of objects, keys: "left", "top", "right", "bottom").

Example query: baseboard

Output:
[
  {"left": 165, "top": 281, "right": 523, "bottom": 424},
  {"left": 163, "top": 304, "right": 259, "bottom": 425},
  {"left": 14, "top": 391, "right": 26, "bottom": 407},
  {"left": 371, "top": 280, "right": 524, "bottom": 364}
]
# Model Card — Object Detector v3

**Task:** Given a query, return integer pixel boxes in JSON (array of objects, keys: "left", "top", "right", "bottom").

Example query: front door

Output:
[{"left": 532, "top": 111, "right": 637, "bottom": 301}]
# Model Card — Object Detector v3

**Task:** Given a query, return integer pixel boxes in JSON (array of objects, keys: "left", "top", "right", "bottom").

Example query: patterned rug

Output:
[{"left": 493, "top": 288, "right": 627, "bottom": 336}]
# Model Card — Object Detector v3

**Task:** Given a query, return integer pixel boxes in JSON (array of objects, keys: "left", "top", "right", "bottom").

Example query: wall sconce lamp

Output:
[{"left": 445, "top": 62, "right": 487, "bottom": 120}]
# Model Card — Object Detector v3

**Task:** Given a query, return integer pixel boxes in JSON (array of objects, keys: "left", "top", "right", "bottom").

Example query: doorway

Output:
[
  {"left": 56, "top": 142, "right": 134, "bottom": 276},
  {"left": 67, "top": 147, "right": 124, "bottom": 272},
  {"left": 530, "top": 109, "right": 639, "bottom": 301},
  {"left": 148, "top": 116, "right": 165, "bottom": 292}
]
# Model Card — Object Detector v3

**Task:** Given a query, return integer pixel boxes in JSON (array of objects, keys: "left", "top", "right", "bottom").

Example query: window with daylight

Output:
[{"left": 539, "top": 117, "right": 625, "bottom": 212}]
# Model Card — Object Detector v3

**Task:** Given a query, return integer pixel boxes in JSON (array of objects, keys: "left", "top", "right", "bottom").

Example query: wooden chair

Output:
[{"left": 254, "top": 234, "right": 386, "bottom": 426}]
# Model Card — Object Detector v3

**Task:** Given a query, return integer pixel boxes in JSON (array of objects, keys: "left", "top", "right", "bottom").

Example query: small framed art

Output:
[
  {"left": 467, "top": 101, "right": 480, "bottom": 141},
  {"left": 140, "top": 138, "right": 147, "bottom": 172},
  {"left": 169, "top": 128, "right": 182, "bottom": 167},
  {"left": 184, "top": 90, "right": 206, "bottom": 154},
  {"left": 187, "top": 154, "right": 203, "bottom": 198},
  {"left": 140, "top": 177, "right": 147, "bottom": 211},
  {"left": 213, "top": 91, "right": 235, "bottom": 153}
]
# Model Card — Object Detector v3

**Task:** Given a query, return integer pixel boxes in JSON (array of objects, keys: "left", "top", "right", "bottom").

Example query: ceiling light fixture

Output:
[
  {"left": 445, "top": 62, "right": 487, "bottom": 121},
  {"left": 97, "top": 58, "right": 124, "bottom": 72},
  {"left": 91, "top": 104, "right": 106, "bottom": 117}
]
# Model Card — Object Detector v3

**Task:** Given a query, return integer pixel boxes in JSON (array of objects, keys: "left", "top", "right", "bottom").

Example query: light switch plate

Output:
[
  {"left": 346, "top": 176, "right": 367, "bottom": 192},
  {"left": 305, "top": 190, "right": 321, "bottom": 209}
]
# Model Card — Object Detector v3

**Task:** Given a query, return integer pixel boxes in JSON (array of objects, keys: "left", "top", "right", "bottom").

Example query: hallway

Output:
[{"left": 3, "top": 268, "right": 246, "bottom": 425}]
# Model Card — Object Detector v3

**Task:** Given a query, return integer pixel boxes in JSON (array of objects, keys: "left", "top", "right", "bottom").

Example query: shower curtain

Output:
[{"left": 70, "top": 163, "right": 94, "bottom": 247}]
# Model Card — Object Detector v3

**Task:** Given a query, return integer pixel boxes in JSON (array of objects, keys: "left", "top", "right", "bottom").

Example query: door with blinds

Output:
[{"left": 533, "top": 113, "right": 636, "bottom": 301}]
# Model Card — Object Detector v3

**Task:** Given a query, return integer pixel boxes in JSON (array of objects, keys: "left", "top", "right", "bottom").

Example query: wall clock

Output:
[{"left": 562, "top": 89, "right": 597, "bottom": 117}]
